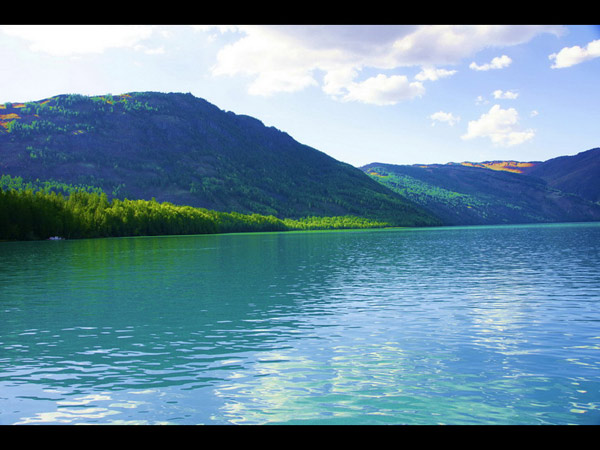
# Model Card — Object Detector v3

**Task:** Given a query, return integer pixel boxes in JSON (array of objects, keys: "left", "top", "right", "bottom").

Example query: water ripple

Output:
[{"left": 1, "top": 223, "right": 600, "bottom": 424}]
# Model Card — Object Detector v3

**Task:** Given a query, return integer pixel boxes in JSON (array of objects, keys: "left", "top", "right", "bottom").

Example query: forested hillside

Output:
[
  {"left": 362, "top": 158, "right": 600, "bottom": 225},
  {"left": 2, "top": 91, "right": 597, "bottom": 239},
  {"left": 0, "top": 176, "right": 392, "bottom": 241},
  {"left": 0, "top": 92, "right": 439, "bottom": 228}
]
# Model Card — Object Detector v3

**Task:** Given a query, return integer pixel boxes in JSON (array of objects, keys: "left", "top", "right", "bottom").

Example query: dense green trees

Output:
[{"left": 0, "top": 179, "right": 392, "bottom": 241}]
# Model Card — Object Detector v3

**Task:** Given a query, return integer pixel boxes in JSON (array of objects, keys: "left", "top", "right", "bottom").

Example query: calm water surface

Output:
[{"left": 1, "top": 223, "right": 599, "bottom": 425}]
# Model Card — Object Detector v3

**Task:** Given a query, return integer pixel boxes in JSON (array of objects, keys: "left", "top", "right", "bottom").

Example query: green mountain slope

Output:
[
  {"left": 362, "top": 159, "right": 600, "bottom": 225},
  {"left": 0, "top": 92, "right": 440, "bottom": 227}
]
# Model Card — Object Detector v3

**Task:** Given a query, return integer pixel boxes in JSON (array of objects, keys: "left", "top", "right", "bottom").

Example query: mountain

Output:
[
  {"left": 448, "top": 148, "right": 600, "bottom": 203},
  {"left": 362, "top": 152, "right": 600, "bottom": 226},
  {"left": 0, "top": 92, "right": 439, "bottom": 227},
  {"left": 2, "top": 91, "right": 597, "bottom": 230},
  {"left": 525, "top": 148, "right": 600, "bottom": 203}
]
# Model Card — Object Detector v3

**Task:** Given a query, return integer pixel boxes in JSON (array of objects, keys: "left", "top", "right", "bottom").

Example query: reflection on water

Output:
[{"left": 1, "top": 223, "right": 600, "bottom": 424}]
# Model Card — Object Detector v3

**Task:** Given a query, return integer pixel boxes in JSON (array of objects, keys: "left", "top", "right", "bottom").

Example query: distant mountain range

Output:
[
  {"left": 361, "top": 147, "right": 600, "bottom": 225},
  {"left": 1, "top": 91, "right": 599, "bottom": 227}
]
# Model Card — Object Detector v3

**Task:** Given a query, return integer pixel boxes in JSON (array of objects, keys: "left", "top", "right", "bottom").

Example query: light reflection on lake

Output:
[{"left": 1, "top": 223, "right": 599, "bottom": 424}]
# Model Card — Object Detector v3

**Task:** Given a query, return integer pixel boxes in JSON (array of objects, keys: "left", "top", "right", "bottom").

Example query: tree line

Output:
[{"left": 0, "top": 183, "right": 392, "bottom": 241}]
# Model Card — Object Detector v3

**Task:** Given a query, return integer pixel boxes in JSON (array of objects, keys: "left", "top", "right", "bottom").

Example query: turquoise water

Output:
[{"left": 1, "top": 222, "right": 599, "bottom": 425}]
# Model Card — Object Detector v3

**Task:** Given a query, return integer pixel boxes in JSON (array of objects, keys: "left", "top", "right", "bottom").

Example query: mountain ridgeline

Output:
[
  {"left": 0, "top": 92, "right": 438, "bottom": 228},
  {"left": 1, "top": 91, "right": 599, "bottom": 238},
  {"left": 361, "top": 147, "right": 600, "bottom": 226}
]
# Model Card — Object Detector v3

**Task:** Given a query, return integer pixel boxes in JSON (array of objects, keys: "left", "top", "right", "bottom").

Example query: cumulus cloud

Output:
[
  {"left": 492, "top": 89, "right": 519, "bottom": 99},
  {"left": 341, "top": 74, "right": 425, "bottom": 105},
  {"left": 469, "top": 55, "right": 512, "bottom": 71},
  {"left": 204, "top": 25, "right": 563, "bottom": 104},
  {"left": 430, "top": 111, "right": 460, "bottom": 126},
  {"left": 415, "top": 66, "right": 457, "bottom": 81},
  {"left": 549, "top": 39, "right": 600, "bottom": 68},
  {"left": 2, "top": 25, "right": 564, "bottom": 107},
  {"left": 0, "top": 25, "right": 156, "bottom": 56},
  {"left": 389, "top": 25, "right": 562, "bottom": 66},
  {"left": 462, "top": 104, "right": 535, "bottom": 146}
]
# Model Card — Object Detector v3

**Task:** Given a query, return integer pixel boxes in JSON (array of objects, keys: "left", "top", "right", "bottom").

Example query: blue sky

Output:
[{"left": 0, "top": 25, "right": 598, "bottom": 167}]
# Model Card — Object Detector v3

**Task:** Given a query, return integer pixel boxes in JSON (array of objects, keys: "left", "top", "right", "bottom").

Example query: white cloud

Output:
[
  {"left": 469, "top": 55, "right": 512, "bottom": 71},
  {"left": 341, "top": 74, "right": 425, "bottom": 105},
  {"left": 492, "top": 89, "right": 519, "bottom": 99},
  {"left": 549, "top": 39, "right": 600, "bottom": 68},
  {"left": 134, "top": 45, "right": 165, "bottom": 55},
  {"left": 390, "top": 25, "right": 563, "bottom": 66},
  {"left": 430, "top": 111, "right": 460, "bottom": 126},
  {"left": 205, "top": 25, "right": 563, "bottom": 104},
  {"left": 475, "top": 95, "right": 489, "bottom": 105},
  {"left": 322, "top": 67, "right": 359, "bottom": 98},
  {"left": 247, "top": 69, "right": 319, "bottom": 96},
  {"left": 210, "top": 26, "right": 322, "bottom": 96},
  {"left": 415, "top": 66, "right": 457, "bottom": 81},
  {"left": 0, "top": 25, "right": 155, "bottom": 56},
  {"left": 462, "top": 104, "right": 535, "bottom": 146}
]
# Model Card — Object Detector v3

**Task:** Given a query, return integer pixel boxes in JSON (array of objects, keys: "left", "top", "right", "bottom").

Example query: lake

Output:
[{"left": 1, "top": 222, "right": 599, "bottom": 425}]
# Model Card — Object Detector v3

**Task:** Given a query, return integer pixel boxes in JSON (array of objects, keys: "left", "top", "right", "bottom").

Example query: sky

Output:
[{"left": 0, "top": 24, "right": 598, "bottom": 167}]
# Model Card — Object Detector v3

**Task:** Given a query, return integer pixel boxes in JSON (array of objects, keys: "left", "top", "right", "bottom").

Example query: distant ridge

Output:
[
  {"left": 362, "top": 148, "right": 600, "bottom": 226},
  {"left": 526, "top": 147, "right": 600, "bottom": 203},
  {"left": 414, "top": 160, "right": 541, "bottom": 174}
]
